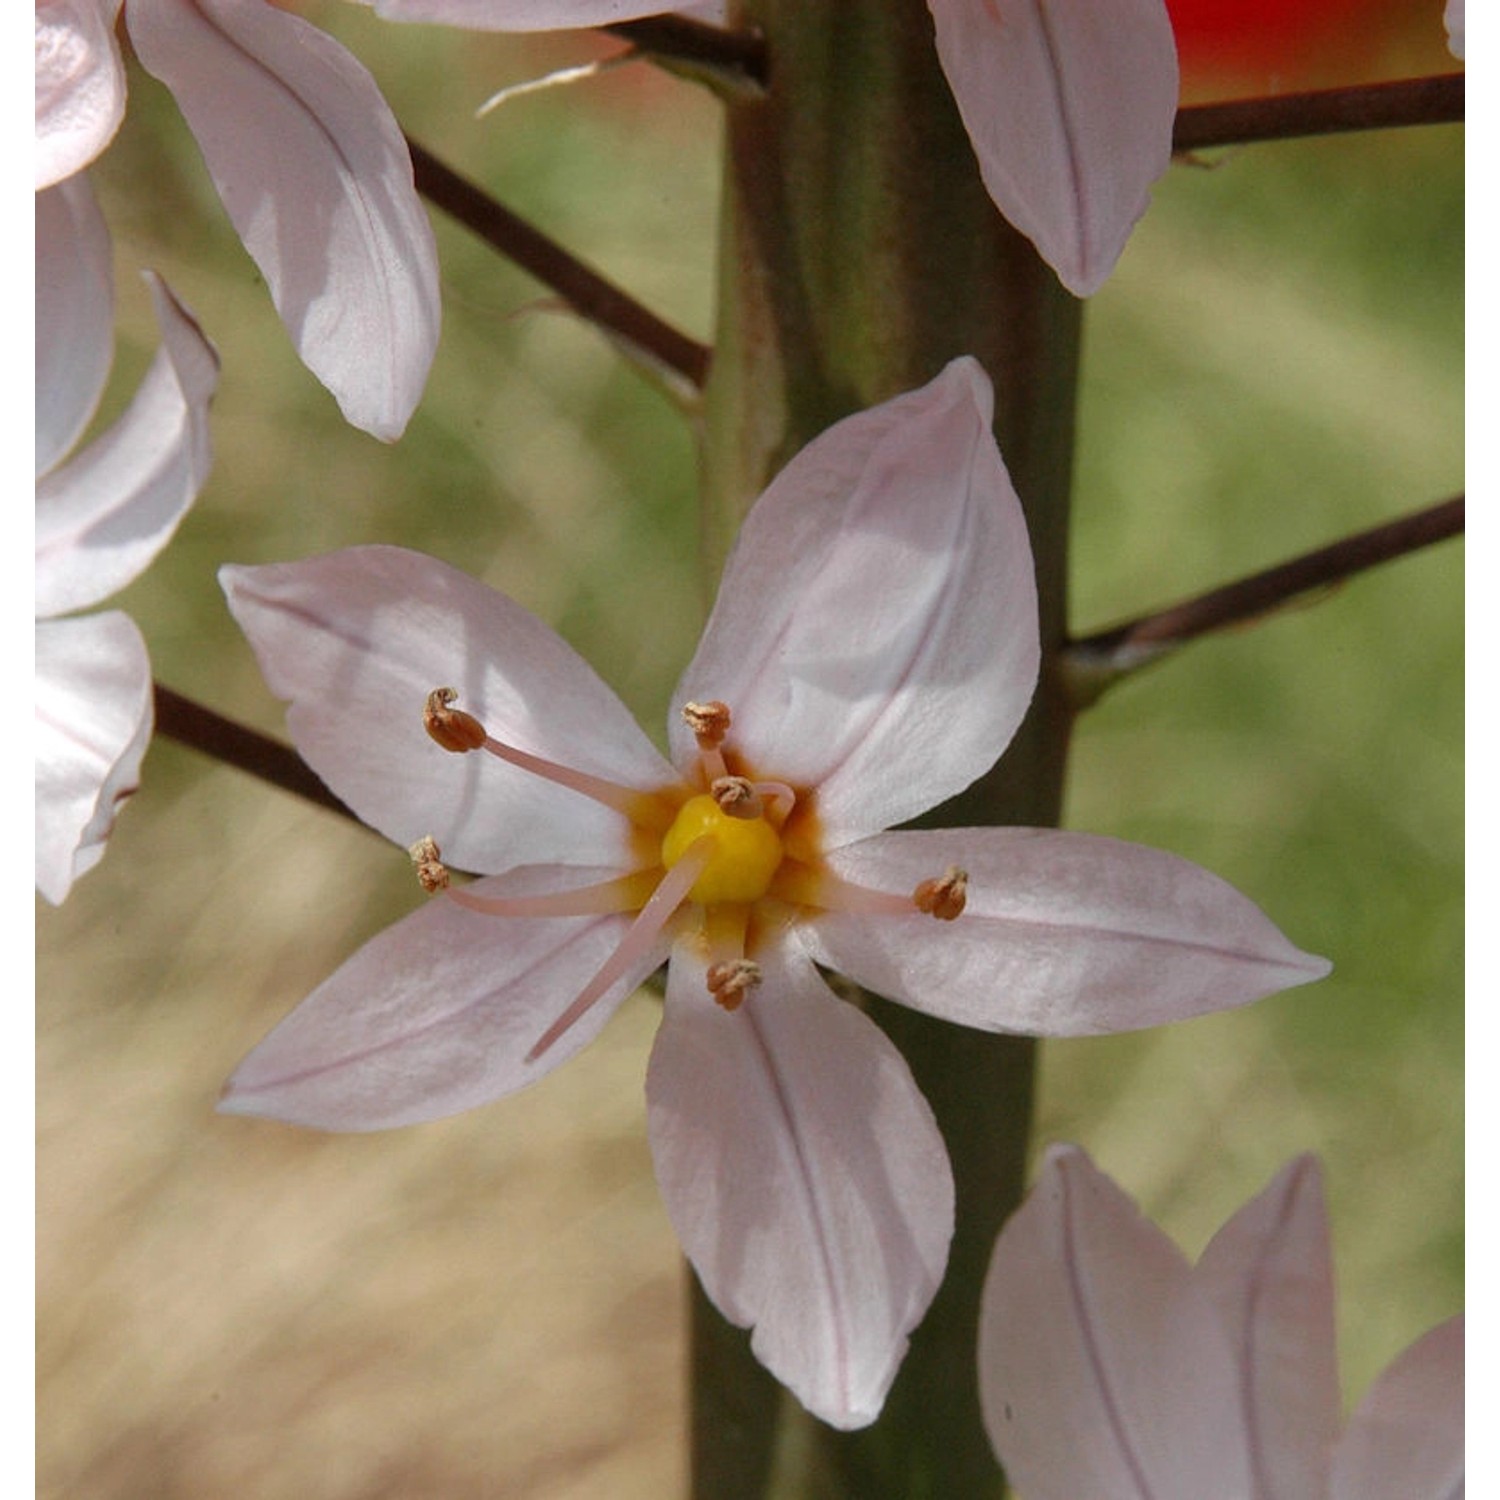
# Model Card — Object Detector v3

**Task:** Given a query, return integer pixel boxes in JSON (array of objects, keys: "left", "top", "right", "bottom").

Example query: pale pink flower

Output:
[
  {"left": 219, "top": 357, "right": 1328, "bottom": 1428},
  {"left": 358, "top": 0, "right": 1177, "bottom": 297},
  {"left": 34, "top": 0, "right": 439, "bottom": 441},
  {"left": 36, "top": 174, "right": 219, "bottom": 904},
  {"left": 979, "top": 1145, "right": 1463, "bottom": 1500}
]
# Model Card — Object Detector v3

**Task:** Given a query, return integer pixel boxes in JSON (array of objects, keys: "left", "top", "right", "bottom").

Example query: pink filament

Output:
[
  {"left": 524, "top": 835, "right": 717, "bottom": 1062},
  {"left": 481, "top": 734, "right": 657, "bottom": 822},
  {"left": 754, "top": 780, "right": 796, "bottom": 825},
  {"left": 445, "top": 873, "right": 652, "bottom": 919},
  {"left": 799, "top": 869, "right": 915, "bottom": 917}
]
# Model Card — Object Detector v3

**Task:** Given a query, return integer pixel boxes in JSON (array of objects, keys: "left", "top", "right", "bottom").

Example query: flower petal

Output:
[
  {"left": 126, "top": 0, "right": 440, "bottom": 441},
  {"left": 35, "top": 0, "right": 125, "bottom": 189},
  {"left": 220, "top": 866, "right": 665, "bottom": 1130},
  {"left": 1444, "top": 0, "right": 1464, "bottom": 60},
  {"left": 646, "top": 938, "right": 953, "bottom": 1429},
  {"left": 1194, "top": 1156, "right": 1341, "bottom": 1500},
  {"left": 361, "top": 0, "right": 693, "bottom": 28},
  {"left": 35, "top": 610, "right": 152, "bottom": 905},
  {"left": 671, "top": 358, "right": 1038, "bottom": 846},
  {"left": 35, "top": 171, "right": 114, "bottom": 477},
  {"left": 928, "top": 0, "right": 1178, "bottom": 297},
  {"left": 220, "top": 546, "right": 678, "bottom": 874},
  {"left": 36, "top": 273, "right": 218, "bottom": 619},
  {"left": 978, "top": 1144, "right": 1253, "bottom": 1500},
  {"left": 802, "top": 828, "right": 1330, "bottom": 1035},
  {"left": 1330, "top": 1316, "right": 1464, "bottom": 1500}
]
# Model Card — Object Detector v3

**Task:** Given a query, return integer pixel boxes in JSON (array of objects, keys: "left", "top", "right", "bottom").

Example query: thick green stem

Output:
[{"left": 691, "top": 4, "right": 1081, "bottom": 1496}]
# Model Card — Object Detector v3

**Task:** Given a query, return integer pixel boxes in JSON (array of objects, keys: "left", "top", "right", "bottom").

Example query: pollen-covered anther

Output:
[
  {"left": 683, "top": 699, "right": 732, "bottom": 751},
  {"left": 913, "top": 866, "right": 968, "bottom": 921},
  {"left": 423, "top": 686, "right": 487, "bottom": 753},
  {"left": 408, "top": 835, "right": 450, "bottom": 893},
  {"left": 710, "top": 775, "right": 764, "bottom": 820},
  {"left": 706, "top": 959, "right": 762, "bottom": 1011}
]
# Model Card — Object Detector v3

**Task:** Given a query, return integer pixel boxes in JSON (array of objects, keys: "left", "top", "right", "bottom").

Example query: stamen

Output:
[
  {"left": 683, "top": 700, "right": 731, "bottom": 750},
  {"left": 408, "top": 835, "right": 450, "bottom": 893},
  {"left": 683, "top": 699, "right": 731, "bottom": 782},
  {"left": 525, "top": 836, "right": 717, "bottom": 1063},
  {"left": 773, "top": 863, "right": 969, "bottom": 920},
  {"left": 913, "top": 866, "right": 969, "bottom": 920},
  {"left": 423, "top": 687, "right": 670, "bottom": 827},
  {"left": 753, "top": 780, "right": 797, "bottom": 826},
  {"left": 445, "top": 870, "right": 658, "bottom": 919},
  {"left": 711, "top": 775, "right": 763, "bottom": 820},
  {"left": 708, "top": 774, "right": 798, "bottom": 827},
  {"left": 706, "top": 959, "right": 762, "bottom": 1012},
  {"left": 424, "top": 687, "right": 486, "bottom": 753},
  {"left": 704, "top": 901, "right": 751, "bottom": 968}
]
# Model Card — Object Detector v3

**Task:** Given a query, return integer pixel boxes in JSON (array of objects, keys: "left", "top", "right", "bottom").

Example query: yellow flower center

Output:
[{"left": 660, "top": 794, "right": 784, "bottom": 906}]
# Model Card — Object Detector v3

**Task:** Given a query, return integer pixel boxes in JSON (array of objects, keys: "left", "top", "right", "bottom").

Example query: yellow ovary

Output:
[{"left": 661, "top": 794, "right": 784, "bottom": 906}]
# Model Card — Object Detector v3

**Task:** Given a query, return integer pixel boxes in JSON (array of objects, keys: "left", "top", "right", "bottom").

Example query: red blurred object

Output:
[{"left": 1167, "top": 0, "right": 1456, "bottom": 98}]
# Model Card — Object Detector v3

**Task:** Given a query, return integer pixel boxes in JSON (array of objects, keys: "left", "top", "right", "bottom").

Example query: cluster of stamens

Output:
[
  {"left": 913, "top": 866, "right": 968, "bottom": 921},
  {"left": 417, "top": 688, "right": 969, "bottom": 1053},
  {"left": 407, "top": 834, "right": 450, "bottom": 893},
  {"left": 706, "top": 959, "right": 763, "bottom": 1009},
  {"left": 709, "top": 775, "right": 762, "bottom": 819},
  {"left": 424, "top": 687, "right": 486, "bottom": 753}
]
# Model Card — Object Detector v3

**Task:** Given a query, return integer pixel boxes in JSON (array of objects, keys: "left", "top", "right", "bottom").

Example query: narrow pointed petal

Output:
[
  {"left": 1331, "top": 1316, "right": 1464, "bottom": 1500},
  {"left": 802, "top": 828, "right": 1330, "bottom": 1035},
  {"left": 978, "top": 1145, "right": 1253, "bottom": 1500},
  {"left": 1194, "top": 1156, "right": 1340, "bottom": 1500},
  {"left": 126, "top": 0, "right": 440, "bottom": 441},
  {"left": 646, "top": 940, "right": 953, "bottom": 1429},
  {"left": 671, "top": 358, "right": 1038, "bottom": 846},
  {"left": 36, "top": 274, "right": 218, "bottom": 619},
  {"left": 36, "top": 173, "right": 114, "bottom": 476},
  {"left": 35, "top": 0, "right": 125, "bottom": 189},
  {"left": 221, "top": 867, "right": 667, "bottom": 1130},
  {"left": 221, "top": 546, "right": 677, "bottom": 874},
  {"left": 928, "top": 0, "right": 1179, "bottom": 296},
  {"left": 35, "top": 611, "right": 152, "bottom": 905},
  {"left": 362, "top": 0, "right": 692, "bottom": 28}
]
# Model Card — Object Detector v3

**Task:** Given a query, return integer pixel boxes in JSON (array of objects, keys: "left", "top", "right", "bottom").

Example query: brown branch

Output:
[
  {"left": 153, "top": 683, "right": 360, "bottom": 825},
  {"left": 407, "top": 137, "right": 710, "bottom": 391},
  {"left": 1175, "top": 73, "right": 1464, "bottom": 152},
  {"left": 1065, "top": 496, "right": 1464, "bottom": 702},
  {"left": 605, "top": 15, "right": 767, "bottom": 90}
]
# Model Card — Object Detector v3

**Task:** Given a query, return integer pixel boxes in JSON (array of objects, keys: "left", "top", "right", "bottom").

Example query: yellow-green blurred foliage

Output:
[{"left": 38, "top": 9, "right": 1461, "bottom": 1498}]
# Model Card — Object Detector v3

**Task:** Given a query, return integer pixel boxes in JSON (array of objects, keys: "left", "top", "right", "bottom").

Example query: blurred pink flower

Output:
[
  {"left": 220, "top": 358, "right": 1328, "bottom": 1428},
  {"left": 34, "top": 0, "right": 439, "bottom": 441},
  {"left": 1445, "top": 0, "right": 1464, "bottom": 59},
  {"left": 979, "top": 1146, "right": 1463, "bottom": 1500},
  {"left": 359, "top": 0, "right": 1178, "bottom": 296},
  {"left": 36, "top": 175, "right": 219, "bottom": 904}
]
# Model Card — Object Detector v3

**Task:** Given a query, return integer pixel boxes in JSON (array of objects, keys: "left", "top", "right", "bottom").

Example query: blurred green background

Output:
[{"left": 37, "top": 8, "right": 1462, "bottom": 1498}]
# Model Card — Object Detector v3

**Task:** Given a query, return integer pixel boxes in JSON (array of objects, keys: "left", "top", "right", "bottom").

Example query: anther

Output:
[
  {"left": 683, "top": 700, "right": 732, "bottom": 751},
  {"left": 424, "top": 687, "right": 487, "bottom": 753},
  {"left": 913, "top": 866, "right": 968, "bottom": 920},
  {"left": 706, "top": 959, "right": 762, "bottom": 1011},
  {"left": 409, "top": 835, "right": 450, "bottom": 893},
  {"left": 710, "top": 775, "right": 763, "bottom": 820}
]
